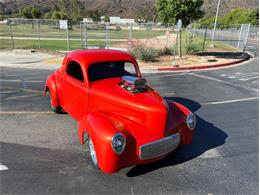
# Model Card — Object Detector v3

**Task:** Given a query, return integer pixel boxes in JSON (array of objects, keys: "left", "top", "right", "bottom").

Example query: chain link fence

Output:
[
  {"left": 0, "top": 18, "right": 254, "bottom": 56},
  {"left": 189, "top": 24, "right": 254, "bottom": 52},
  {"left": 0, "top": 18, "right": 170, "bottom": 52}
]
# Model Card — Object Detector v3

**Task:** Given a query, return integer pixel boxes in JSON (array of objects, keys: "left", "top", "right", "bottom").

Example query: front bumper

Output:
[{"left": 139, "top": 133, "right": 180, "bottom": 160}]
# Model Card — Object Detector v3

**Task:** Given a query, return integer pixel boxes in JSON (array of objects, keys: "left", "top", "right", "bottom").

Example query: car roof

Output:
[{"left": 64, "top": 49, "right": 136, "bottom": 69}]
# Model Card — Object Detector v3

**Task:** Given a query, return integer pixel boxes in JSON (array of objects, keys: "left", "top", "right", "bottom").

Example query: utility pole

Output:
[{"left": 211, "top": 0, "right": 221, "bottom": 46}]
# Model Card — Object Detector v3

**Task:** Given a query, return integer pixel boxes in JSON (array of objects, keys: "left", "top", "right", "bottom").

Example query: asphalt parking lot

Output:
[{"left": 0, "top": 42, "right": 258, "bottom": 194}]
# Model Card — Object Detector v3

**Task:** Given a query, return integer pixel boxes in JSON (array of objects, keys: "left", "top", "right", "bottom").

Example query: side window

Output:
[
  {"left": 124, "top": 62, "right": 137, "bottom": 76},
  {"left": 66, "top": 61, "right": 84, "bottom": 82}
]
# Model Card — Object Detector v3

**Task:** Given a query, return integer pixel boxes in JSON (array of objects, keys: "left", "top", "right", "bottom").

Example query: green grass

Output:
[
  {"left": 173, "top": 31, "right": 237, "bottom": 55},
  {"left": 0, "top": 39, "right": 119, "bottom": 50},
  {"left": 0, "top": 24, "right": 167, "bottom": 39}
]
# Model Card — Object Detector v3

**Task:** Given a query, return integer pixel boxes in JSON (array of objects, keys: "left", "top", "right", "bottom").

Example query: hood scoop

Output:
[{"left": 119, "top": 76, "right": 148, "bottom": 94}]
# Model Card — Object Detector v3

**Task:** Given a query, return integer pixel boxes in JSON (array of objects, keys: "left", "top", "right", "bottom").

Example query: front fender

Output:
[
  {"left": 44, "top": 73, "right": 59, "bottom": 108},
  {"left": 78, "top": 112, "right": 125, "bottom": 173}
]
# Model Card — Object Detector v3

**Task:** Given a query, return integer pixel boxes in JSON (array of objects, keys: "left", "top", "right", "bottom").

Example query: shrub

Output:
[
  {"left": 128, "top": 40, "right": 159, "bottom": 62},
  {"left": 130, "top": 46, "right": 158, "bottom": 62},
  {"left": 158, "top": 47, "right": 174, "bottom": 56}
]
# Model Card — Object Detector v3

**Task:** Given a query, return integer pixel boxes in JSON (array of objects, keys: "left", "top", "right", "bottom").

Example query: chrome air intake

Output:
[{"left": 119, "top": 76, "right": 148, "bottom": 94}]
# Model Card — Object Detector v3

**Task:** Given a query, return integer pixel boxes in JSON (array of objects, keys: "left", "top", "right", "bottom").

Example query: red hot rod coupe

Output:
[{"left": 44, "top": 49, "right": 196, "bottom": 174}]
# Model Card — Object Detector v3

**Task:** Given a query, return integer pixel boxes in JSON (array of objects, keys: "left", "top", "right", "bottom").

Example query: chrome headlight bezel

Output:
[
  {"left": 111, "top": 133, "right": 126, "bottom": 155},
  {"left": 186, "top": 113, "right": 196, "bottom": 130}
]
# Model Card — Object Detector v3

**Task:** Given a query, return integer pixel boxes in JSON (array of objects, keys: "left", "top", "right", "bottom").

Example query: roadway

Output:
[{"left": 0, "top": 41, "right": 258, "bottom": 194}]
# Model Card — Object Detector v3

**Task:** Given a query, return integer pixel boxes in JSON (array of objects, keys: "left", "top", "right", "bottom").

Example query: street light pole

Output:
[{"left": 211, "top": 0, "right": 221, "bottom": 46}]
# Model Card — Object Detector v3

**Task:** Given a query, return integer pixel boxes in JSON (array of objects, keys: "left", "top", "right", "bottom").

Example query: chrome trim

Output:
[
  {"left": 121, "top": 76, "right": 147, "bottom": 89},
  {"left": 139, "top": 133, "right": 180, "bottom": 160},
  {"left": 186, "top": 113, "right": 196, "bottom": 130},
  {"left": 111, "top": 133, "right": 126, "bottom": 155},
  {"left": 89, "top": 137, "right": 98, "bottom": 166}
]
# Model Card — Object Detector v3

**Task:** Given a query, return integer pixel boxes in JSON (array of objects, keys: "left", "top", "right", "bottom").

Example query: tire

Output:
[
  {"left": 46, "top": 90, "right": 61, "bottom": 113},
  {"left": 88, "top": 136, "right": 100, "bottom": 170}
]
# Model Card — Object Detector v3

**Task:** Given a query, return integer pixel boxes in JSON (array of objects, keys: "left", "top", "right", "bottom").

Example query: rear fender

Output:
[
  {"left": 78, "top": 112, "right": 124, "bottom": 173},
  {"left": 44, "top": 73, "right": 59, "bottom": 108}
]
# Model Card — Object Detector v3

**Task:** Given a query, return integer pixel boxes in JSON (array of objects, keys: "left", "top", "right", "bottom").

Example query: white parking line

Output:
[
  {"left": 0, "top": 163, "right": 8, "bottom": 171},
  {"left": 189, "top": 73, "right": 259, "bottom": 93},
  {"left": 0, "top": 111, "right": 54, "bottom": 115},
  {"left": 199, "top": 148, "right": 221, "bottom": 159},
  {"left": 201, "top": 97, "right": 259, "bottom": 105},
  {"left": 239, "top": 76, "right": 259, "bottom": 81},
  {"left": 0, "top": 79, "right": 44, "bottom": 83},
  {"left": 3, "top": 94, "right": 41, "bottom": 100}
]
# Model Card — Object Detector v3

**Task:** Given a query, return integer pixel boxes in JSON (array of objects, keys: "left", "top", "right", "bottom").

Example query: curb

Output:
[{"left": 158, "top": 53, "right": 251, "bottom": 71}]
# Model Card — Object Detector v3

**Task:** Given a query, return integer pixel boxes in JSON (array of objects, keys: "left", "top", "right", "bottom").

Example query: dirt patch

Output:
[
  {"left": 113, "top": 33, "right": 176, "bottom": 50},
  {"left": 138, "top": 52, "right": 247, "bottom": 71}
]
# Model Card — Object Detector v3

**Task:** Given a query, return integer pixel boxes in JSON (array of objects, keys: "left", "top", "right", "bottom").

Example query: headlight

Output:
[
  {"left": 186, "top": 113, "right": 196, "bottom": 130},
  {"left": 111, "top": 133, "right": 126, "bottom": 155}
]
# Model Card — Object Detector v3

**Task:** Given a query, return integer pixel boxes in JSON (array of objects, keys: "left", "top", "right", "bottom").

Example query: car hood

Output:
[{"left": 88, "top": 77, "right": 168, "bottom": 137}]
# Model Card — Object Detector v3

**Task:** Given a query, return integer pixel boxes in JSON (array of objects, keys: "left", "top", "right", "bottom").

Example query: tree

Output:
[
  {"left": 104, "top": 16, "right": 110, "bottom": 22},
  {"left": 21, "top": 5, "right": 41, "bottom": 19},
  {"left": 156, "top": 0, "right": 204, "bottom": 26},
  {"left": 88, "top": 10, "right": 101, "bottom": 22},
  {"left": 70, "top": 0, "right": 82, "bottom": 20}
]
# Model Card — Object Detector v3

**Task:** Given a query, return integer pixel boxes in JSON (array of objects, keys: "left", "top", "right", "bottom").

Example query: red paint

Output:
[{"left": 45, "top": 49, "right": 195, "bottom": 173}]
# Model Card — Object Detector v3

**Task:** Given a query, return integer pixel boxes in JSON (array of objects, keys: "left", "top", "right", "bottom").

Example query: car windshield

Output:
[{"left": 88, "top": 61, "right": 138, "bottom": 82}]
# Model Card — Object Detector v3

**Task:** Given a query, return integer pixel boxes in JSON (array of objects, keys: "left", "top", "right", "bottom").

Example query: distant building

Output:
[
  {"left": 109, "top": 16, "right": 121, "bottom": 24},
  {"left": 83, "top": 18, "right": 94, "bottom": 23},
  {"left": 119, "top": 18, "right": 135, "bottom": 24},
  {"left": 101, "top": 16, "right": 136, "bottom": 24}
]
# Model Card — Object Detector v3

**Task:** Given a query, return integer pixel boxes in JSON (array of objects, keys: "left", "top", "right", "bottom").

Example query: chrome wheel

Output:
[{"left": 89, "top": 137, "right": 98, "bottom": 166}]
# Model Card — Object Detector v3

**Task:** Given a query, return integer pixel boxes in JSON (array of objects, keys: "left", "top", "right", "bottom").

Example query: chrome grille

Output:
[{"left": 139, "top": 133, "right": 180, "bottom": 160}]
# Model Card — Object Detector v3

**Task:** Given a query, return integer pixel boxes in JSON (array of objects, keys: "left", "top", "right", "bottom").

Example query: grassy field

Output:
[
  {"left": 0, "top": 24, "right": 167, "bottom": 39},
  {"left": 0, "top": 39, "right": 121, "bottom": 50},
  {"left": 0, "top": 23, "right": 236, "bottom": 54},
  {"left": 174, "top": 31, "right": 238, "bottom": 55}
]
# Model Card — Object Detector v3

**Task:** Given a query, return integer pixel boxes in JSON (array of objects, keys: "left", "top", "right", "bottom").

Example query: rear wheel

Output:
[{"left": 46, "top": 90, "right": 61, "bottom": 113}]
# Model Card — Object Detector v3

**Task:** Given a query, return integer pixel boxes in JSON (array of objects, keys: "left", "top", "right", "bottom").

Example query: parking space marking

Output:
[
  {"left": 239, "top": 76, "right": 259, "bottom": 81},
  {"left": 0, "top": 79, "right": 45, "bottom": 83},
  {"left": 0, "top": 163, "right": 8, "bottom": 171},
  {"left": 201, "top": 97, "right": 258, "bottom": 105},
  {"left": 3, "top": 87, "right": 43, "bottom": 94},
  {"left": 199, "top": 148, "right": 221, "bottom": 159},
  {"left": 189, "top": 73, "right": 259, "bottom": 93},
  {"left": 0, "top": 111, "right": 54, "bottom": 115},
  {"left": 220, "top": 72, "right": 259, "bottom": 82},
  {"left": 3, "top": 94, "right": 41, "bottom": 100}
]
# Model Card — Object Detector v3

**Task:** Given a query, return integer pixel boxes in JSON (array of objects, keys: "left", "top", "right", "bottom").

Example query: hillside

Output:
[{"left": 0, "top": 0, "right": 258, "bottom": 19}]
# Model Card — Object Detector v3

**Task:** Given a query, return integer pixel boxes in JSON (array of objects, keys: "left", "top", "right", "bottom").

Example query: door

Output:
[{"left": 60, "top": 60, "right": 88, "bottom": 120}]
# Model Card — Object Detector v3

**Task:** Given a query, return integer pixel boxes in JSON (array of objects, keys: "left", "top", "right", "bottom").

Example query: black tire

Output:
[{"left": 46, "top": 90, "right": 61, "bottom": 113}]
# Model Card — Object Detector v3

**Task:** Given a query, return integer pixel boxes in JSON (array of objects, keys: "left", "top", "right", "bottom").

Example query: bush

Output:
[
  {"left": 158, "top": 47, "right": 174, "bottom": 56},
  {"left": 130, "top": 46, "right": 158, "bottom": 62}
]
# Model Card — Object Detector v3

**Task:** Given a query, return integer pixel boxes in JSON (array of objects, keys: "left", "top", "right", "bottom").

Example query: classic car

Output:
[{"left": 44, "top": 49, "right": 196, "bottom": 174}]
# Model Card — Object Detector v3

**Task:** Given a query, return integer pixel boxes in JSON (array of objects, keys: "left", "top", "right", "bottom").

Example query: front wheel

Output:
[{"left": 88, "top": 136, "right": 99, "bottom": 169}]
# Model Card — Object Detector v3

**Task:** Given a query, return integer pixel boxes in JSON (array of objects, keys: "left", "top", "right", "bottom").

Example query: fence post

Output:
[
  {"left": 129, "top": 23, "right": 133, "bottom": 47},
  {"left": 243, "top": 24, "right": 251, "bottom": 53},
  {"left": 179, "top": 29, "right": 182, "bottom": 58},
  {"left": 84, "top": 21, "right": 87, "bottom": 49},
  {"left": 202, "top": 27, "right": 208, "bottom": 51},
  {"left": 105, "top": 22, "right": 109, "bottom": 49},
  {"left": 237, "top": 24, "right": 244, "bottom": 49},
  {"left": 8, "top": 21, "right": 14, "bottom": 49},
  {"left": 80, "top": 22, "right": 83, "bottom": 49},
  {"left": 36, "top": 19, "right": 40, "bottom": 49},
  {"left": 66, "top": 20, "right": 70, "bottom": 52}
]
